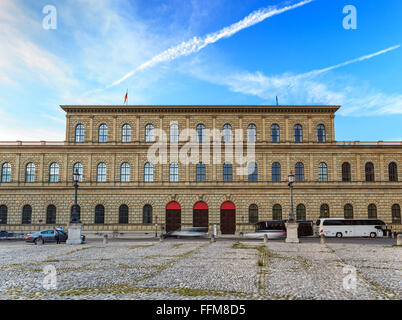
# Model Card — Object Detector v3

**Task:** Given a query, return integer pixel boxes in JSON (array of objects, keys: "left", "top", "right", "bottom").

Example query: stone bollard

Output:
[
  {"left": 103, "top": 234, "right": 108, "bottom": 245},
  {"left": 397, "top": 233, "right": 402, "bottom": 246},
  {"left": 160, "top": 234, "right": 163, "bottom": 242},
  {"left": 320, "top": 234, "right": 326, "bottom": 244},
  {"left": 263, "top": 234, "right": 268, "bottom": 244},
  {"left": 210, "top": 234, "right": 216, "bottom": 243}
]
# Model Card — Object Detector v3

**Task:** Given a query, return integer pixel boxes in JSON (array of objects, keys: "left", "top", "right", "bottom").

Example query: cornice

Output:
[{"left": 60, "top": 105, "right": 341, "bottom": 114}]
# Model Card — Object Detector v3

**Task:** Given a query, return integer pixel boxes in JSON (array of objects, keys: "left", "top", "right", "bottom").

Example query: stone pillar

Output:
[
  {"left": 264, "top": 234, "right": 268, "bottom": 244},
  {"left": 397, "top": 233, "right": 402, "bottom": 246},
  {"left": 285, "top": 222, "right": 299, "bottom": 243},
  {"left": 320, "top": 234, "right": 326, "bottom": 244},
  {"left": 67, "top": 223, "right": 83, "bottom": 244}
]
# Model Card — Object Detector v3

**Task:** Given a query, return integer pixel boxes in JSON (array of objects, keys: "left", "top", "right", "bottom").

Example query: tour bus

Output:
[{"left": 316, "top": 218, "right": 387, "bottom": 238}]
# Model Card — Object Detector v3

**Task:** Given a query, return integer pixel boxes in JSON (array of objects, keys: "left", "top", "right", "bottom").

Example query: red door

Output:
[
  {"left": 166, "top": 201, "right": 181, "bottom": 232},
  {"left": 193, "top": 201, "right": 208, "bottom": 228},
  {"left": 220, "top": 201, "right": 236, "bottom": 234}
]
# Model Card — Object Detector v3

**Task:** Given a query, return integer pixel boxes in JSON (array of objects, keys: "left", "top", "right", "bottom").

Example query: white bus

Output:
[{"left": 316, "top": 218, "right": 386, "bottom": 238}]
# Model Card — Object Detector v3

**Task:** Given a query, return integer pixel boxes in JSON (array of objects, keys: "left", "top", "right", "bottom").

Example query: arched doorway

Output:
[
  {"left": 193, "top": 201, "right": 208, "bottom": 227},
  {"left": 166, "top": 201, "right": 181, "bottom": 232},
  {"left": 220, "top": 201, "right": 236, "bottom": 234}
]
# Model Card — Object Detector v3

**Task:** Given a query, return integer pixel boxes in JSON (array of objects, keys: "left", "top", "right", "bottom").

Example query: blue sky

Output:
[{"left": 0, "top": 0, "right": 401, "bottom": 141}]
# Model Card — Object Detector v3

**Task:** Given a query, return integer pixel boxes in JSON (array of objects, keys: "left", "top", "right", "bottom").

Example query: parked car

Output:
[
  {"left": 243, "top": 221, "right": 287, "bottom": 239},
  {"left": 164, "top": 227, "right": 209, "bottom": 239},
  {"left": 0, "top": 231, "right": 15, "bottom": 239},
  {"left": 25, "top": 229, "right": 85, "bottom": 244}
]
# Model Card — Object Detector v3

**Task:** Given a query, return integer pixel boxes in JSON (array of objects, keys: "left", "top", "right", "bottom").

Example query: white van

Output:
[{"left": 316, "top": 218, "right": 386, "bottom": 238}]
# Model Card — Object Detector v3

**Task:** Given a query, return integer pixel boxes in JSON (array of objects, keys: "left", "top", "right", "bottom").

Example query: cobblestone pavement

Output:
[{"left": 0, "top": 240, "right": 400, "bottom": 300}]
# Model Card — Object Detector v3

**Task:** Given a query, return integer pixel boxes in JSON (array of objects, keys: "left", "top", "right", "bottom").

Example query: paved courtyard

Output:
[{"left": 0, "top": 239, "right": 400, "bottom": 300}]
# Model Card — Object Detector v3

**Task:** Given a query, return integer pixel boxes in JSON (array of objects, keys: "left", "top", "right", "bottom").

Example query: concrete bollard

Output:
[
  {"left": 320, "top": 234, "right": 326, "bottom": 244},
  {"left": 210, "top": 234, "right": 216, "bottom": 243},
  {"left": 263, "top": 234, "right": 268, "bottom": 244},
  {"left": 397, "top": 233, "right": 402, "bottom": 246},
  {"left": 103, "top": 234, "right": 108, "bottom": 244}
]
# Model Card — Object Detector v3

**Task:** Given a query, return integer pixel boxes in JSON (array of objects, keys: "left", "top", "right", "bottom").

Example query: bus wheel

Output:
[
  {"left": 336, "top": 232, "right": 343, "bottom": 238},
  {"left": 370, "top": 232, "right": 376, "bottom": 238}
]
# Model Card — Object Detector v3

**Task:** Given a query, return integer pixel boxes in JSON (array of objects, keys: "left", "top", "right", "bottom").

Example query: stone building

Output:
[{"left": 0, "top": 105, "right": 401, "bottom": 234}]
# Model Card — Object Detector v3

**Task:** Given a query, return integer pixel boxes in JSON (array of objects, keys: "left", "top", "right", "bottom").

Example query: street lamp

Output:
[
  {"left": 288, "top": 171, "right": 295, "bottom": 223},
  {"left": 70, "top": 168, "right": 81, "bottom": 223},
  {"left": 286, "top": 170, "right": 299, "bottom": 243},
  {"left": 67, "top": 167, "right": 83, "bottom": 244},
  {"left": 155, "top": 215, "right": 158, "bottom": 238}
]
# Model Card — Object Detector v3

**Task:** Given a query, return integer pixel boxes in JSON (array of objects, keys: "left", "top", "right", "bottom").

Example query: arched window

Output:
[
  {"left": 196, "top": 124, "right": 205, "bottom": 143},
  {"left": 318, "top": 162, "right": 328, "bottom": 182},
  {"left": 169, "top": 163, "right": 179, "bottom": 182},
  {"left": 196, "top": 162, "right": 206, "bottom": 182},
  {"left": 120, "top": 163, "right": 130, "bottom": 182},
  {"left": 46, "top": 205, "right": 56, "bottom": 224},
  {"left": 272, "top": 162, "right": 281, "bottom": 182},
  {"left": 0, "top": 205, "right": 7, "bottom": 225},
  {"left": 365, "top": 162, "right": 375, "bottom": 182},
  {"left": 296, "top": 204, "right": 306, "bottom": 220},
  {"left": 73, "top": 163, "right": 83, "bottom": 182},
  {"left": 317, "top": 124, "right": 326, "bottom": 142},
  {"left": 122, "top": 124, "right": 131, "bottom": 142},
  {"left": 94, "top": 205, "right": 105, "bottom": 224},
  {"left": 170, "top": 123, "right": 179, "bottom": 143},
  {"left": 389, "top": 162, "right": 398, "bottom": 182},
  {"left": 272, "top": 204, "right": 282, "bottom": 220},
  {"left": 247, "top": 124, "right": 256, "bottom": 143},
  {"left": 248, "top": 162, "right": 258, "bottom": 182},
  {"left": 1, "top": 163, "right": 11, "bottom": 183},
  {"left": 70, "top": 205, "right": 81, "bottom": 222},
  {"left": 49, "top": 163, "right": 59, "bottom": 183},
  {"left": 22, "top": 205, "right": 32, "bottom": 224},
  {"left": 223, "top": 163, "right": 232, "bottom": 182},
  {"left": 98, "top": 124, "right": 108, "bottom": 142},
  {"left": 25, "top": 163, "right": 35, "bottom": 183},
  {"left": 145, "top": 124, "right": 155, "bottom": 142},
  {"left": 97, "top": 163, "right": 107, "bottom": 182},
  {"left": 271, "top": 124, "right": 280, "bottom": 143},
  {"left": 144, "top": 163, "right": 154, "bottom": 182},
  {"left": 295, "top": 162, "right": 304, "bottom": 182},
  {"left": 368, "top": 204, "right": 377, "bottom": 219},
  {"left": 75, "top": 124, "right": 84, "bottom": 142},
  {"left": 320, "top": 204, "right": 330, "bottom": 218},
  {"left": 119, "top": 204, "right": 129, "bottom": 224},
  {"left": 344, "top": 204, "right": 353, "bottom": 219},
  {"left": 248, "top": 204, "right": 258, "bottom": 224},
  {"left": 342, "top": 162, "right": 351, "bottom": 182},
  {"left": 392, "top": 204, "right": 401, "bottom": 224},
  {"left": 222, "top": 124, "right": 232, "bottom": 143},
  {"left": 143, "top": 204, "right": 152, "bottom": 224},
  {"left": 294, "top": 124, "right": 303, "bottom": 143}
]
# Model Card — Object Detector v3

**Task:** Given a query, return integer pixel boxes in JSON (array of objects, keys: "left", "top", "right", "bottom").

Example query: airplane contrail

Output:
[
  {"left": 111, "top": 0, "right": 314, "bottom": 87},
  {"left": 299, "top": 44, "right": 401, "bottom": 79}
]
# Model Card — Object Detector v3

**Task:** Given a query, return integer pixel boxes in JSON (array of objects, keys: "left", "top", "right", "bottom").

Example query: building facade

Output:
[{"left": 0, "top": 105, "right": 401, "bottom": 234}]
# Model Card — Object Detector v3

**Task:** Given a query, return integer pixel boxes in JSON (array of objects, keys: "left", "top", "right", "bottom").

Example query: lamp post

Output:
[
  {"left": 155, "top": 215, "right": 158, "bottom": 238},
  {"left": 288, "top": 171, "right": 295, "bottom": 223},
  {"left": 71, "top": 168, "right": 81, "bottom": 223},
  {"left": 286, "top": 171, "right": 299, "bottom": 243},
  {"left": 67, "top": 168, "right": 83, "bottom": 244}
]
